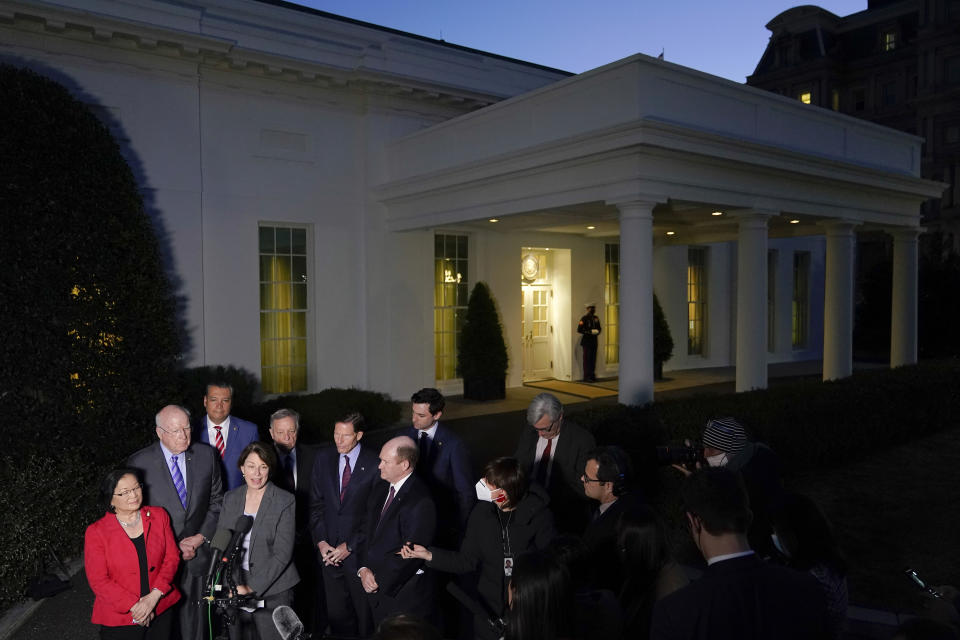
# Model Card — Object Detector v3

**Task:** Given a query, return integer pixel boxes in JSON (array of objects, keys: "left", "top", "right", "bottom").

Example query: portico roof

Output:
[{"left": 375, "top": 53, "right": 944, "bottom": 238}]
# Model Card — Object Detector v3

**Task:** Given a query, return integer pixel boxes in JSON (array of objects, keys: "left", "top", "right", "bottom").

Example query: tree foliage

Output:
[
  {"left": 653, "top": 293, "right": 674, "bottom": 366},
  {"left": 0, "top": 64, "right": 181, "bottom": 605}
]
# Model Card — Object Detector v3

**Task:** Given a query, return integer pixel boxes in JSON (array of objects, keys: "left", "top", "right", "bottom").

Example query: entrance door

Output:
[{"left": 521, "top": 284, "right": 553, "bottom": 380}]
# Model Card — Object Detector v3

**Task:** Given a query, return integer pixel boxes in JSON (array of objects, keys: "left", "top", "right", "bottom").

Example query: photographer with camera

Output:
[{"left": 668, "top": 418, "right": 783, "bottom": 558}]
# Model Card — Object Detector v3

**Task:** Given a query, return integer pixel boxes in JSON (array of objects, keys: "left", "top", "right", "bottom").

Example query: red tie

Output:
[
  {"left": 214, "top": 426, "right": 225, "bottom": 459},
  {"left": 536, "top": 438, "right": 552, "bottom": 485},
  {"left": 340, "top": 456, "right": 352, "bottom": 502}
]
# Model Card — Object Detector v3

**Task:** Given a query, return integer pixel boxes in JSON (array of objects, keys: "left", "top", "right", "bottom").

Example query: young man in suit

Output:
[
  {"left": 356, "top": 436, "right": 437, "bottom": 628},
  {"left": 309, "top": 413, "right": 380, "bottom": 638},
  {"left": 405, "top": 387, "right": 475, "bottom": 545},
  {"left": 197, "top": 382, "right": 259, "bottom": 490},
  {"left": 127, "top": 404, "right": 224, "bottom": 640},
  {"left": 651, "top": 467, "right": 827, "bottom": 640},
  {"left": 514, "top": 392, "right": 595, "bottom": 533},
  {"left": 268, "top": 408, "right": 320, "bottom": 632}
]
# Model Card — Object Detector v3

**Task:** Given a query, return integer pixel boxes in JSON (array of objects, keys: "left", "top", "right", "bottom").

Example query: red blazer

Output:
[{"left": 84, "top": 505, "right": 181, "bottom": 627}]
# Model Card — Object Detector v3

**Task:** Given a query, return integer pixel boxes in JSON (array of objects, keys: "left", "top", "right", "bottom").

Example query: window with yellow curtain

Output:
[
  {"left": 792, "top": 251, "right": 810, "bottom": 349},
  {"left": 434, "top": 234, "right": 468, "bottom": 381},
  {"left": 259, "top": 225, "right": 308, "bottom": 394},
  {"left": 687, "top": 247, "right": 707, "bottom": 356},
  {"left": 604, "top": 243, "right": 620, "bottom": 364}
]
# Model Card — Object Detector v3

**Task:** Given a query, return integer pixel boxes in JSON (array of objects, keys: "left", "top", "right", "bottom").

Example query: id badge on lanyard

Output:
[{"left": 503, "top": 555, "right": 514, "bottom": 577}]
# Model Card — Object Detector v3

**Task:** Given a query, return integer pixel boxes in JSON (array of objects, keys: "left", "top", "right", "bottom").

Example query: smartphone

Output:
[{"left": 905, "top": 568, "right": 944, "bottom": 598}]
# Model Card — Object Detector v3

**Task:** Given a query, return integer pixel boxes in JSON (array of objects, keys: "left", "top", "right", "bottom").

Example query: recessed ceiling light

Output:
[
  {"left": 711, "top": 211, "right": 723, "bottom": 216},
  {"left": 666, "top": 231, "right": 676, "bottom": 236},
  {"left": 587, "top": 225, "right": 596, "bottom": 230},
  {"left": 789, "top": 219, "right": 800, "bottom": 224},
  {"left": 488, "top": 218, "right": 499, "bottom": 223}
]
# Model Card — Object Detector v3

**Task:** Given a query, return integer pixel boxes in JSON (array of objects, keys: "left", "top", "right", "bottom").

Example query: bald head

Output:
[
  {"left": 378, "top": 435, "right": 418, "bottom": 484},
  {"left": 155, "top": 404, "right": 192, "bottom": 455}
]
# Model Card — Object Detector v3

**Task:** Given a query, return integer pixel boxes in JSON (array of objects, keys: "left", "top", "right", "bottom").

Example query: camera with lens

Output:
[{"left": 655, "top": 442, "right": 705, "bottom": 471}]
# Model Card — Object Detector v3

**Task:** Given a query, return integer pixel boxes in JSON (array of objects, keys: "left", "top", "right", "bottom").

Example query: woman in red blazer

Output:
[{"left": 85, "top": 468, "right": 181, "bottom": 639}]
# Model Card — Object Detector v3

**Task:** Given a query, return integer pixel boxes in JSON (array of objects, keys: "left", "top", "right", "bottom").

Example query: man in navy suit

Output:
[
  {"left": 357, "top": 435, "right": 436, "bottom": 628},
  {"left": 309, "top": 412, "right": 380, "bottom": 638},
  {"left": 651, "top": 467, "right": 827, "bottom": 640},
  {"left": 405, "top": 388, "right": 474, "bottom": 545},
  {"left": 197, "top": 382, "right": 259, "bottom": 490}
]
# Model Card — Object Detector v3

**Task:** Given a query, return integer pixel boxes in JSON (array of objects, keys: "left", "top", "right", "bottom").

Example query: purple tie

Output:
[
  {"left": 378, "top": 486, "right": 396, "bottom": 525},
  {"left": 170, "top": 455, "right": 187, "bottom": 509},
  {"left": 340, "top": 456, "right": 352, "bottom": 502}
]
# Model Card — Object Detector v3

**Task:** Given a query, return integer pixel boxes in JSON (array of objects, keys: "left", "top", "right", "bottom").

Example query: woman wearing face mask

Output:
[
  {"left": 400, "top": 457, "right": 556, "bottom": 640},
  {"left": 771, "top": 493, "right": 848, "bottom": 639}
]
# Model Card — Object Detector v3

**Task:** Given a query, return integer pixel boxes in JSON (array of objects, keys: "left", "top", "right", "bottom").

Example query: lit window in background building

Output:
[
  {"left": 799, "top": 91, "right": 812, "bottom": 104},
  {"left": 687, "top": 247, "right": 707, "bottom": 355},
  {"left": 604, "top": 243, "right": 620, "bottom": 364},
  {"left": 434, "top": 234, "right": 468, "bottom": 380},
  {"left": 259, "top": 224, "right": 309, "bottom": 394}
]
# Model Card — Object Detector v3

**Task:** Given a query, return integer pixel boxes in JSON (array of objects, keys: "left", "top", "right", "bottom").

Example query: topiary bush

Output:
[
  {"left": 653, "top": 293, "right": 674, "bottom": 379},
  {"left": 0, "top": 64, "right": 180, "bottom": 606},
  {"left": 458, "top": 282, "right": 509, "bottom": 400}
]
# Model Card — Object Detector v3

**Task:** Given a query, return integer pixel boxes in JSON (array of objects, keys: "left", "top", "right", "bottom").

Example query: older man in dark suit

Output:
[
  {"left": 356, "top": 435, "right": 436, "bottom": 628},
  {"left": 309, "top": 412, "right": 381, "bottom": 638},
  {"left": 514, "top": 392, "right": 595, "bottom": 533},
  {"left": 268, "top": 408, "right": 319, "bottom": 632},
  {"left": 651, "top": 467, "right": 827, "bottom": 640},
  {"left": 127, "top": 404, "right": 224, "bottom": 640}
]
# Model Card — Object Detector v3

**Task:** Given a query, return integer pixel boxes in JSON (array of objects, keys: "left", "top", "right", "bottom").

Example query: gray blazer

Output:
[
  {"left": 218, "top": 481, "right": 299, "bottom": 598},
  {"left": 128, "top": 441, "right": 224, "bottom": 574}
]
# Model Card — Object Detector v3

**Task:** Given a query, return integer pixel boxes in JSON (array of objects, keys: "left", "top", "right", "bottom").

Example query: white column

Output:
[
  {"left": 890, "top": 227, "right": 920, "bottom": 367},
  {"left": 822, "top": 221, "right": 858, "bottom": 380},
  {"left": 735, "top": 212, "right": 772, "bottom": 392},
  {"left": 617, "top": 201, "right": 656, "bottom": 406}
]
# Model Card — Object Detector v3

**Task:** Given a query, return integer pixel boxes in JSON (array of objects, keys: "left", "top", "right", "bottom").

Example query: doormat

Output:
[{"left": 524, "top": 379, "right": 618, "bottom": 400}]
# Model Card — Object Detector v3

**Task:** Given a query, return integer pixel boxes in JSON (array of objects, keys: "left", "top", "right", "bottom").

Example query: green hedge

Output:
[{"left": 250, "top": 388, "right": 402, "bottom": 444}]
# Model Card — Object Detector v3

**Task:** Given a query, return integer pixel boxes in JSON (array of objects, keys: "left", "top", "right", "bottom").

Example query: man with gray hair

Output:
[
  {"left": 268, "top": 408, "right": 321, "bottom": 632},
  {"left": 127, "top": 404, "right": 224, "bottom": 640},
  {"left": 514, "top": 392, "right": 595, "bottom": 532}
]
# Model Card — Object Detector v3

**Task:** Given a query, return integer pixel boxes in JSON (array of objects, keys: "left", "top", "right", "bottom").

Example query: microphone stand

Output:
[{"left": 200, "top": 542, "right": 255, "bottom": 640}]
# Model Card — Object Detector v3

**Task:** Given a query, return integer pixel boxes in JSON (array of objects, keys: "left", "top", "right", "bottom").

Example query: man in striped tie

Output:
[
  {"left": 128, "top": 404, "right": 224, "bottom": 640},
  {"left": 197, "top": 382, "right": 259, "bottom": 490}
]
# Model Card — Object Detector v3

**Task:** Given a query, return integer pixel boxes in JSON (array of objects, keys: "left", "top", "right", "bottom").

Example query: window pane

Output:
[
  {"left": 291, "top": 228, "right": 306, "bottom": 254},
  {"left": 259, "top": 227, "right": 275, "bottom": 253},
  {"left": 292, "top": 283, "right": 307, "bottom": 310},
  {"left": 292, "top": 256, "right": 307, "bottom": 282},
  {"left": 276, "top": 227, "right": 291, "bottom": 253},
  {"left": 433, "top": 234, "right": 468, "bottom": 380}
]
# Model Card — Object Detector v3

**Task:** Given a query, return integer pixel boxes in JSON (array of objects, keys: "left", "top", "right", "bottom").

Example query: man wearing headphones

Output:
[{"left": 581, "top": 446, "right": 643, "bottom": 592}]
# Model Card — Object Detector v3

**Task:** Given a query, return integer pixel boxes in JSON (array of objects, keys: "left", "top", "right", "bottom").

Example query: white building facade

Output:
[{"left": 1, "top": 0, "right": 942, "bottom": 404}]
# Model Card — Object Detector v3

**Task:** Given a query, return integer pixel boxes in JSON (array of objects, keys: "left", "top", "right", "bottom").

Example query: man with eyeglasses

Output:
[
  {"left": 514, "top": 392, "right": 595, "bottom": 533},
  {"left": 128, "top": 404, "right": 224, "bottom": 640},
  {"left": 581, "top": 446, "right": 643, "bottom": 592}
]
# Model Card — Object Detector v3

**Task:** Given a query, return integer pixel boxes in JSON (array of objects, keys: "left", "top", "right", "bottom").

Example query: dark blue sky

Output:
[{"left": 294, "top": 0, "right": 866, "bottom": 81}]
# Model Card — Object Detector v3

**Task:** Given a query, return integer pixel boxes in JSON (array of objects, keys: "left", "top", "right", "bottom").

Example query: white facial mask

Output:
[
  {"left": 706, "top": 452, "right": 728, "bottom": 467},
  {"left": 475, "top": 478, "right": 493, "bottom": 502}
]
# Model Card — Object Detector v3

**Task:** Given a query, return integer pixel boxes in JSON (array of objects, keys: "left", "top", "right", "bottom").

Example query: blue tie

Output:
[{"left": 170, "top": 455, "right": 187, "bottom": 509}]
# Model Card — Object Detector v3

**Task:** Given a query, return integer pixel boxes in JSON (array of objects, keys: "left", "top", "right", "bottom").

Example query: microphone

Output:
[
  {"left": 272, "top": 605, "right": 310, "bottom": 640},
  {"left": 446, "top": 582, "right": 505, "bottom": 636},
  {"left": 202, "top": 529, "right": 234, "bottom": 593},
  {"left": 224, "top": 515, "right": 254, "bottom": 560}
]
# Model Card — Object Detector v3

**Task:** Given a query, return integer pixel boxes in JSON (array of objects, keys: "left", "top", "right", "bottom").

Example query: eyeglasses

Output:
[
  {"left": 533, "top": 418, "right": 560, "bottom": 433},
  {"left": 114, "top": 484, "right": 142, "bottom": 498},
  {"left": 581, "top": 474, "right": 604, "bottom": 484},
  {"left": 157, "top": 425, "right": 191, "bottom": 438}
]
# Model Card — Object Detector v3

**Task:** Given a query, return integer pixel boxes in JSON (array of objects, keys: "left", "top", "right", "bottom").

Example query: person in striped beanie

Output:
[{"left": 700, "top": 417, "right": 784, "bottom": 558}]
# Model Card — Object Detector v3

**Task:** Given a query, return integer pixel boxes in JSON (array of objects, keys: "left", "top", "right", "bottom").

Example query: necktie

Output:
[
  {"left": 284, "top": 453, "right": 295, "bottom": 490},
  {"left": 214, "top": 426, "right": 225, "bottom": 459},
  {"left": 170, "top": 455, "right": 187, "bottom": 509},
  {"left": 418, "top": 431, "right": 431, "bottom": 465},
  {"left": 536, "top": 438, "right": 552, "bottom": 485},
  {"left": 340, "top": 456, "right": 352, "bottom": 502},
  {"left": 378, "top": 486, "right": 396, "bottom": 525}
]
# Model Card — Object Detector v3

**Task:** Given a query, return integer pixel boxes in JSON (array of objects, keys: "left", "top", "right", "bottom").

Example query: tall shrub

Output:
[
  {"left": 458, "top": 282, "right": 509, "bottom": 400},
  {"left": 0, "top": 64, "right": 180, "bottom": 605},
  {"left": 653, "top": 293, "right": 674, "bottom": 378}
]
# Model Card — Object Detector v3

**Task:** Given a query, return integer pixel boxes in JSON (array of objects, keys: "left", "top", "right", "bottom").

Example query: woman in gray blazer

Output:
[{"left": 218, "top": 442, "right": 299, "bottom": 640}]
